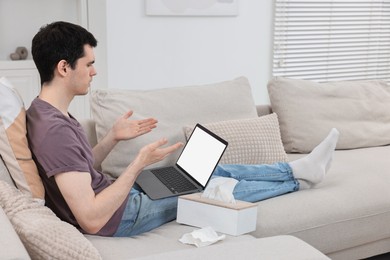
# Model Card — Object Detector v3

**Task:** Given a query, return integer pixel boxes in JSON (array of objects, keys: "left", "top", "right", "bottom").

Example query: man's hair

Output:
[{"left": 32, "top": 21, "right": 98, "bottom": 85}]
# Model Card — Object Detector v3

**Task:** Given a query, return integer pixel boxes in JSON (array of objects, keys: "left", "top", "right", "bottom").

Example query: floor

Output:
[{"left": 364, "top": 252, "right": 390, "bottom": 260}]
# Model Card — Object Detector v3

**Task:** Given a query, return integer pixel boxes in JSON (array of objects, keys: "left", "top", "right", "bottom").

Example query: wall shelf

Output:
[{"left": 0, "top": 60, "right": 36, "bottom": 70}]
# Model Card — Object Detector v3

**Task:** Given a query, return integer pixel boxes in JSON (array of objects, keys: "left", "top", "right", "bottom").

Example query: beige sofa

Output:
[{"left": 1, "top": 76, "right": 390, "bottom": 259}]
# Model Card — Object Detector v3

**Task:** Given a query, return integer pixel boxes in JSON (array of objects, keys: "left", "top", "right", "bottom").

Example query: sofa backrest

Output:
[
  {"left": 89, "top": 77, "right": 261, "bottom": 178},
  {"left": 79, "top": 104, "right": 273, "bottom": 171},
  {"left": 79, "top": 104, "right": 272, "bottom": 150},
  {"left": 256, "top": 105, "right": 272, "bottom": 117}
]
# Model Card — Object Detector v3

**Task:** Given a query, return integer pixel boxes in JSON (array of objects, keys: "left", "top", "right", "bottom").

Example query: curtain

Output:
[{"left": 272, "top": 0, "right": 390, "bottom": 83}]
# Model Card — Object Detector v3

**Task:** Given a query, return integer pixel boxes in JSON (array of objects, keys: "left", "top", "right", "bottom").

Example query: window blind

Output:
[{"left": 272, "top": 0, "right": 390, "bottom": 83}]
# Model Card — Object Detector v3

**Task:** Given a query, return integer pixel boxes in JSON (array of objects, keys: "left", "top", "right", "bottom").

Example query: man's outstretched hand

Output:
[
  {"left": 112, "top": 110, "right": 158, "bottom": 141},
  {"left": 133, "top": 138, "right": 183, "bottom": 169}
]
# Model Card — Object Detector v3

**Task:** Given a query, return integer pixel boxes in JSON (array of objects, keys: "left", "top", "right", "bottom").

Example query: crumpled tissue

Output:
[
  {"left": 201, "top": 177, "right": 238, "bottom": 204},
  {"left": 179, "top": 226, "right": 226, "bottom": 247}
]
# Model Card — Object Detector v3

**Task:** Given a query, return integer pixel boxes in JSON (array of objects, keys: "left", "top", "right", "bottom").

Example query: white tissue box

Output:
[{"left": 177, "top": 193, "right": 257, "bottom": 236}]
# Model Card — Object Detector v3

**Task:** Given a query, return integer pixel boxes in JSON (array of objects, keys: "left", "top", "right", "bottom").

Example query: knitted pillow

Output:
[
  {"left": 0, "top": 181, "right": 102, "bottom": 260},
  {"left": 184, "top": 114, "right": 288, "bottom": 165}
]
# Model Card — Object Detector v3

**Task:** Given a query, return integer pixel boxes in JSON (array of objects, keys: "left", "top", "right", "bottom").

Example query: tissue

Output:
[
  {"left": 179, "top": 226, "right": 226, "bottom": 247},
  {"left": 202, "top": 177, "right": 238, "bottom": 203}
]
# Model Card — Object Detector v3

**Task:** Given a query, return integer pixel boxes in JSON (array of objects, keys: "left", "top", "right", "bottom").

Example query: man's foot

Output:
[{"left": 289, "top": 128, "right": 339, "bottom": 187}]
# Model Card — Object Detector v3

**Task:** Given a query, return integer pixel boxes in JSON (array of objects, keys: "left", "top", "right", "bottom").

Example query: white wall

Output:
[
  {"left": 104, "top": 1, "right": 274, "bottom": 105},
  {"left": 0, "top": 0, "right": 80, "bottom": 60}
]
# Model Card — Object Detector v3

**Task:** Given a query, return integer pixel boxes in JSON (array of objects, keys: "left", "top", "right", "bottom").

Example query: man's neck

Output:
[{"left": 39, "top": 84, "right": 74, "bottom": 117}]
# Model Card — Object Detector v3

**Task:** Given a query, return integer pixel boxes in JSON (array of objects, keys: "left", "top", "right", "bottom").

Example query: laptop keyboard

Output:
[{"left": 151, "top": 167, "right": 198, "bottom": 193}]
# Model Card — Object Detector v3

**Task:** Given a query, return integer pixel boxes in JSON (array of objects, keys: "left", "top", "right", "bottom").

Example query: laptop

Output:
[{"left": 136, "top": 124, "right": 228, "bottom": 200}]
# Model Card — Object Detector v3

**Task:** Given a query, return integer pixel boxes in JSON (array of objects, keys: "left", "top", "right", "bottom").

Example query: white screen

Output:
[{"left": 176, "top": 126, "right": 227, "bottom": 186}]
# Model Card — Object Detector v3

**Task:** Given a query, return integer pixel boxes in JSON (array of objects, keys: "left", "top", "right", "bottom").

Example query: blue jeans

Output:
[{"left": 114, "top": 162, "right": 298, "bottom": 237}]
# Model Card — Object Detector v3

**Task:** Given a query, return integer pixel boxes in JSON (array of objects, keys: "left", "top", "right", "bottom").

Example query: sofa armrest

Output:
[
  {"left": 0, "top": 156, "right": 14, "bottom": 186},
  {"left": 0, "top": 206, "right": 31, "bottom": 259},
  {"left": 256, "top": 105, "right": 272, "bottom": 117}
]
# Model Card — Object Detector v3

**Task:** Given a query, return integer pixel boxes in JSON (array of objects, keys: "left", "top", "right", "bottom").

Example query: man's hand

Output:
[
  {"left": 93, "top": 111, "right": 157, "bottom": 169},
  {"left": 112, "top": 111, "right": 157, "bottom": 141},
  {"left": 132, "top": 138, "right": 183, "bottom": 169}
]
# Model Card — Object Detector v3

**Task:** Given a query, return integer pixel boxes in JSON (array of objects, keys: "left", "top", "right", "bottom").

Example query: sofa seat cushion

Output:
[
  {"left": 86, "top": 221, "right": 255, "bottom": 259},
  {"left": 251, "top": 145, "right": 390, "bottom": 255}
]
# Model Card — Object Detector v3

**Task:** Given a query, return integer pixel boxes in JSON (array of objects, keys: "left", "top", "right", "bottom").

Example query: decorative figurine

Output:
[{"left": 10, "top": 47, "right": 28, "bottom": 60}]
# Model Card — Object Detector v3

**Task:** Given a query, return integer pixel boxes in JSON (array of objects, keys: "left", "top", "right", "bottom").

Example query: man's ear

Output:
[{"left": 57, "top": 60, "right": 69, "bottom": 77}]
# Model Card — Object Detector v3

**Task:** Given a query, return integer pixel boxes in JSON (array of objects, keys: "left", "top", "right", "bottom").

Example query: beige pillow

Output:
[
  {"left": 184, "top": 114, "right": 287, "bottom": 165},
  {"left": 0, "top": 77, "right": 44, "bottom": 199},
  {"left": 91, "top": 77, "right": 258, "bottom": 178},
  {"left": 0, "top": 181, "right": 102, "bottom": 260},
  {"left": 268, "top": 77, "right": 390, "bottom": 153}
]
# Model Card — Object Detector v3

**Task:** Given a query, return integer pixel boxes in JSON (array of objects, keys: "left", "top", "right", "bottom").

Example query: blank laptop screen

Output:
[{"left": 176, "top": 126, "right": 227, "bottom": 186}]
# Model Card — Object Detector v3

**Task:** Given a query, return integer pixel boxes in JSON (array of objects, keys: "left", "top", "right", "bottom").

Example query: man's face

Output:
[{"left": 68, "top": 44, "right": 97, "bottom": 96}]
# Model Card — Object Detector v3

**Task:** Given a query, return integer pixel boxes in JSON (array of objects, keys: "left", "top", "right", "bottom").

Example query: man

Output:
[{"left": 27, "top": 21, "right": 339, "bottom": 237}]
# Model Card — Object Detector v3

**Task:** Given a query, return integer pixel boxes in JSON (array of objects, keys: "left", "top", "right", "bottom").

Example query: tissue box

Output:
[{"left": 177, "top": 193, "right": 257, "bottom": 236}]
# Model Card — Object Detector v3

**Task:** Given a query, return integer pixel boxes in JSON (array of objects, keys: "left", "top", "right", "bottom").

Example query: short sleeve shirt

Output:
[{"left": 26, "top": 98, "right": 127, "bottom": 236}]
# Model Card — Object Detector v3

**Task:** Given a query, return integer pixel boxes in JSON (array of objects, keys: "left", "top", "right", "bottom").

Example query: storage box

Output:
[{"left": 176, "top": 193, "right": 257, "bottom": 236}]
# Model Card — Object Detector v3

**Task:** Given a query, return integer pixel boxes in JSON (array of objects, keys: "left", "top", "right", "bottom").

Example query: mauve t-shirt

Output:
[{"left": 26, "top": 98, "right": 127, "bottom": 236}]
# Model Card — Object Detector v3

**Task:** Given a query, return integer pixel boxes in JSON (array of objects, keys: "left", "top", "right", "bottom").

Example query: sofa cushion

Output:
[
  {"left": 91, "top": 77, "right": 258, "bottom": 178},
  {"left": 0, "top": 77, "right": 44, "bottom": 199},
  {"left": 0, "top": 181, "right": 102, "bottom": 260},
  {"left": 252, "top": 146, "right": 390, "bottom": 255},
  {"left": 86, "top": 220, "right": 255, "bottom": 259},
  {"left": 268, "top": 77, "right": 390, "bottom": 153},
  {"left": 184, "top": 114, "right": 288, "bottom": 165}
]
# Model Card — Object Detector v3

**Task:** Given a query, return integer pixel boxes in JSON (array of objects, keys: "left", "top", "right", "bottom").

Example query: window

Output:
[{"left": 272, "top": 0, "right": 390, "bottom": 83}]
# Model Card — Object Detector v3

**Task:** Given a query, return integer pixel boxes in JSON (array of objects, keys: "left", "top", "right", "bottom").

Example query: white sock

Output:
[
  {"left": 297, "top": 180, "right": 312, "bottom": 190},
  {"left": 289, "top": 128, "right": 339, "bottom": 188}
]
